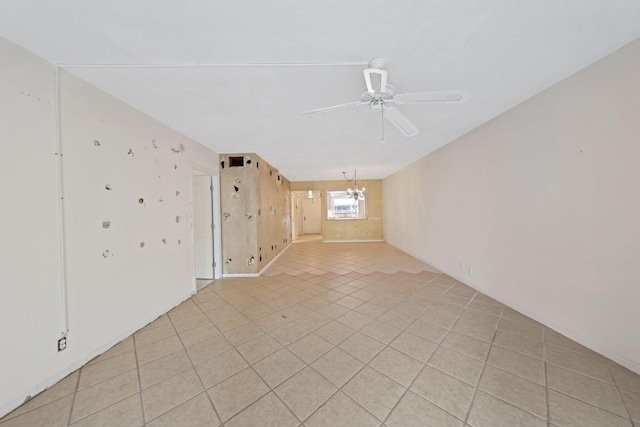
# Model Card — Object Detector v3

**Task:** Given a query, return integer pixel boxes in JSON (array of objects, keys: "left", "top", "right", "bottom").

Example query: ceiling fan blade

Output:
[
  {"left": 393, "top": 90, "right": 470, "bottom": 104},
  {"left": 383, "top": 106, "right": 419, "bottom": 137},
  {"left": 303, "top": 101, "right": 366, "bottom": 115}
]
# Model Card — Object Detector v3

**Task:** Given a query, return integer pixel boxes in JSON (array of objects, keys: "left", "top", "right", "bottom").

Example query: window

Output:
[{"left": 326, "top": 191, "right": 366, "bottom": 220}]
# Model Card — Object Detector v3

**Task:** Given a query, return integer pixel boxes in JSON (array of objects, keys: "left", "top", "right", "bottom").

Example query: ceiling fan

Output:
[{"left": 303, "top": 58, "right": 470, "bottom": 141}]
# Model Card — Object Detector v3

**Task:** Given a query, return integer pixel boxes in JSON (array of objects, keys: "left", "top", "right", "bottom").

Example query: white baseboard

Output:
[
  {"left": 222, "top": 241, "right": 292, "bottom": 278},
  {"left": 322, "top": 239, "right": 384, "bottom": 243}
]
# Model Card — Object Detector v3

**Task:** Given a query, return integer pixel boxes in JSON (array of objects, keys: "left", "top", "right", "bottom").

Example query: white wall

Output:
[
  {"left": 384, "top": 38, "right": 640, "bottom": 373},
  {"left": 0, "top": 36, "right": 219, "bottom": 417}
]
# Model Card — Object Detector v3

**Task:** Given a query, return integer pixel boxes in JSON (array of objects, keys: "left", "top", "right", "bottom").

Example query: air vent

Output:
[{"left": 229, "top": 156, "right": 244, "bottom": 167}]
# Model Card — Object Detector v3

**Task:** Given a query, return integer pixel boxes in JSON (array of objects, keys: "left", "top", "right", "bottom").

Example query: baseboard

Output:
[
  {"left": 222, "top": 273, "right": 260, "bottom": 278},
  {"left": 0, "top": 292, "right": 193, "bottom": 419},
  {"left": 222, "top": 242, "right": 293, "bottom": 278}
]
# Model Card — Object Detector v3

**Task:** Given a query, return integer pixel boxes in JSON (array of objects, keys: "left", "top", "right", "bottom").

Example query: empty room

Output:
[{"left": 1, "top": 1, "right": 639, "bottom": 426}]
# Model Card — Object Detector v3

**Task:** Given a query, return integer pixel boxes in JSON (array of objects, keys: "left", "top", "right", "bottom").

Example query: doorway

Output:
[
  {"left": 301, "top": 191, "right": 322, "bottom": 234},
  {"left": 192, "top": 167, "right": 222, "bottom": 290}
]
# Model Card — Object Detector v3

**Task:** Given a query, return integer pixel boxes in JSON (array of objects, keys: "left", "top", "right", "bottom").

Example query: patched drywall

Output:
[
  {"left": 291, "top": 180, "right": 383, "bottom": 241},
  {"left": 220, "top": 154, "right": 291, "bottom": 274},
  {"left": 383, "top": 38, "right": 640, "bottom": 373},
  {"left": 0, "top": 36, "right": 219, "bottom": 418}
]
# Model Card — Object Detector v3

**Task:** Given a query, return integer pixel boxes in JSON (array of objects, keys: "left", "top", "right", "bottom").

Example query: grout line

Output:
[
  {"left": 544, "top": 328, "right": 551, "bottom": 427},
  {"left": 65, "top": 366, "right": 82, "bottom": 426},
  {"left": 130, "top": 334, "right": 147, "bottom": 426}
]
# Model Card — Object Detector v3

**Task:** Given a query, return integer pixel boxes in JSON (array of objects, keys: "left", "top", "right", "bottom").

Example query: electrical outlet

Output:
[{"left": 58, "top": 337, "right": 67, "bottom": 352}]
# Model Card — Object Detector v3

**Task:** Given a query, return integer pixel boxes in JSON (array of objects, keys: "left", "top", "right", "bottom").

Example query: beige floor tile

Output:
[
  {"left": 548, "top": 389, "right": 631, "bottom": 427},
  {"left": 370, "top": 347, "right": 423, "bottom": 387},
  {"left": 487, "top": 346, "right": 544, "bottom": 385},
  {"left": 208, "top": 368, "right": 269, "bottom": 422},
  {"left": 460, "top": 309, "right": 499, "bottom": 329},
  {"left": 224, "top": 323, "right": 264, "bottom": 346},
  {"left": 87, "top": 337, "right": 135, "bottom": 366},
  {"left": 431, "top": 301, "right": 465, "bottom": 317},
  {"left": 620, "top": 387, "right": 640, "bottom": 422},
  {"left": 186, "top": 334, "right": 232, "bottom": 364},
  {"left": 501, "top": 307, "right": 536, "bottom": 323},
  {"left": 498, "top": 318, "right": 543, "bottom": 341},
  {"left": 342, "top": 366, "right": 405, "bottom": 421},
  {"left": 71, "top": 394, "right": 143, "bottom": 427},
  {"left": 225, "top": 392, "right": 298, "bottom": 427},
  {"left": 275, "top": 367, "right": 337, "bottom": 420},
  {"left": 338, "top": 332, "right": 385, "bottom": 363},
  {"left": 354, "top": 302, "right": 388, "bottom": 319},
  {"left": 429, "top": 346, "right": 483, "bottom": 386},
  {"left": 467, "top": 300, "right": 504, "bottom": 316},
  {"left": 1, "top": 371, "right": 78, "bottom": 420},
  {"left": 360, "top": 321, "right": 401, "bottom": 345},
  {"left": 136, "top": 335, "right": 184, "bottom": 366},
  {"left": 139, "top": 349, "right": 192, "bottom": 389},
  {"left": 545, "top": 329, "right": 600, "bottom": 356},
  {"left": 336, "top": 311, "right": 373, "bottom": 330},
  {"left": 314, "top": 321, "right": 356, "bottom": 345},
  {"left": 177, "top": 323, "right": 221, "bottom": 348},
  {"left": 171, "top": 312, "right": 211, "bottom": 333},
  {"left": 71, "top": 370, "right": 139, "bottom": 423},
  {"left": 311, "top": 348, "right": 364, "bottom": 388},
  {"left": 418, "top": 309, "right": 459, "bottom": 329},
  {"left": 197, "top": 349, "right": 248, "bottom": 388},
  {"left": 479, "top": 365, "right": 546, "bottom": 418},
  {"left": 305, "top": 391, "right": 379, "bottom": 427},
  {"left": 493, "top": 330, "right": 543, "bottom": 359},
  {"left": 236, "top": 333, "right": 283, "bottom": 364},
  {"left": 271, "top": 322, "right": 309, "bottom": 346},
  {"left": 389, "top": 332, "right": 438, "bottom": 362},
  {"left": 610, "top": 364, "right": 640, "bottom": 394},
  {"left": 146, "top": 393, "right": 219, "bottom": 427},
  {"left": 315, "top": 303, "right": 350, "bottom": 319},
  {"left": 213, "top": 313, "right": 250, "bottom": 332},
  {"left": 142, "top": 368, "right": 204, "bottom": 421},
  {"left": 468, "top": 391, "right": 546, "bottom": 427},
  {"left": 546, "top": 363, "right": 627, "bottom": 417},
  {"left": 546, "top": 344, "right": 611, "bottom": 382},
  {"left": 203, "top": 304, "right": 239, "bottom": 322},
  {"left": 450, "top": 320, "right": 495, "bottom": 342},
  {"left": 280, "top": 304, "right": 313, "bottom": 320},
  {"left": 241, "top": 303, "right": 276, "bottom": 320},
  {"left": 78, "top": 351, "right": 137, "bottom": 390},
  {"left": 254, "top": 349, "right": 306, "bottom": 388},
  {"left": 411, "top": 366, "right": 474, "bottom": 420},
  {"left": 386, "top": 390, "right": 462, "bottom": 427},
  {"left": 253, "top": 311, "right": 291, "bottom": 331},
  {"left": 0, "top": 395, "right": 73, "bottom": 427},
  {"left": 287, "top": 333, "right": 333, "bottom": 364},
  {"left": 335, "top": 295, "right": 366, "bottom": 310},
  {"left": 441, "top": 332, "right": 490, "bottom": 361},
  {"left": 376, "top": 310, "right": 415, "bottom": 330},
  {"left": 134, "top": 323, "right": 176, "bottom": 349},
  {"left": 406, "top": 319, "right": 449, "bottom": 344},
  {"left": 296, "top": 312, "right": 332, "bottom": 331}
]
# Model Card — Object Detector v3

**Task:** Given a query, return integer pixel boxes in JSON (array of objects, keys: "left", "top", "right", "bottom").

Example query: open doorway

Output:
[
  {"left": 192, "top": 166, "right": 222, "bottom": 291},
  {"left": 302, "top": 191, "right": 322, "bottom": 235}
]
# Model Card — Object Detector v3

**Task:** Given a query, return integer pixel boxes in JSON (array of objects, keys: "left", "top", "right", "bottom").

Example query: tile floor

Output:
[{"left": 2, "top": 237, "right": 639, "bottom": 426}]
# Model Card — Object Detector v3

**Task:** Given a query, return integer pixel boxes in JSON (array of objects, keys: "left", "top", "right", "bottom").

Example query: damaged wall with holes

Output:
[
  {"left": 220, "top": 154, "right": 291, "bottom": 274},
  {"left": 291, "top": 180, "right": 383, "bottom": 242},
  {"left": 0, "top": 36, "right": 219, "bottom": 418}
]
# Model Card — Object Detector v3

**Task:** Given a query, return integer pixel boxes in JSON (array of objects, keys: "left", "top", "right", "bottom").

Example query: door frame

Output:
[{"left": 191, "top": 164, "right": 222, "bottom": 293}]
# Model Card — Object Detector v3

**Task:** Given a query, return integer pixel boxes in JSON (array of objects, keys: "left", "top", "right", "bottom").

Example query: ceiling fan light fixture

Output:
[{"left": 363, "top": 68, "right": 387, "bottom": 94}]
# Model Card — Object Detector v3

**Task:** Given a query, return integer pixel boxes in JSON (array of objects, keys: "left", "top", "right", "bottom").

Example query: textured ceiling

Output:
[{"left": 2, "top": 1, "right": 640, "bottom": 180}]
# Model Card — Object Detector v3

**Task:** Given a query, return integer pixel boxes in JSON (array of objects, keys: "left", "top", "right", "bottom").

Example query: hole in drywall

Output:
[
  {"left": 171, "top": 143, "right": 185, "bottom": 153},
  {"left": 277, "top": 175, "right": 280, "bottom": 181},
  {"left": 105, "top": 184, "right": 112, "bottom": 190},
  {"left": 256, "top": 161, "right": 259, "bottom": 169},
  {"left": 178, "top": 239, "right": 181, "bottom": 245},
  {"left": 175, "top": 216, "right": 181, "bottom": 223},
  {"left": 94, "top": 140, "right": 101, "bottom": 147},
  {"left": 258, "top": 209, "right": 261, "bottom": 216},
  {"left": 231, "top": 193, "right": 239, "bottom": 199},
  {"left": 235, "top": 178, "right": 241, "bottom": 184},
  {"left": 127, "top": 148, "right": 134, "bottom": 158},
  {"left": 176, "top": 191, "right": 180, "bottom": 197},
  {"left": 102, "top": 220, "right": 111, "bottom": 229},
  {"left": 225, "top": 258, "right": 232, "bottom": 264},
  {"left": 152, "top": 140, "right": 158, "bottom": 149},
  {"left": 140, "top": 242, "right": 145, "bottom": 248},
  {"left": 246, "top": 213, "right": 253, "bottom": 221},
  {"left": 229, "top": 156, "right": 244, "bottom": 167},
  {"left": 246, "top": 159, "right": 252, "bottom": 165},
  {"left": 138, "top": 198, "right": 144, "bottom": 204},
  {"left": 234, "top": 185, "right": 239, "bottom": 192},
  {"left": 102, "top": 250, "right": 110, "bottom": 258},
  {"left": 247, "top": 256, "right": 256, "bottom": 266},
  {"left": 259, "top": 255, "right": 262, "bottom": 262},
  {"left": 162, "top": 238, "right": 166, "bottom": 244},
  {"left": 269, "top": 170, "right": 272, "bottom": 176},
  {"left": 223, "top": 213, "right": 231, "bottom": 222},
  {"left": 220, "top": 161, "right": 225, "bottom": 169}
]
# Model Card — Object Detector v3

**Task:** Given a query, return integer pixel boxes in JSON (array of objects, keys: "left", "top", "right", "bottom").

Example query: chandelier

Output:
[{"left": 343, "top": 170, "right": 365, "bottom": 200}]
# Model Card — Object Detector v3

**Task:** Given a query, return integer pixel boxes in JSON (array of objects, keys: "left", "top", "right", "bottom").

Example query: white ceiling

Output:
[{"left": 2, "top": 1, "right": 640, "bottom": 181}]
